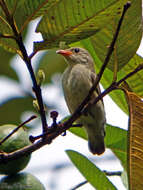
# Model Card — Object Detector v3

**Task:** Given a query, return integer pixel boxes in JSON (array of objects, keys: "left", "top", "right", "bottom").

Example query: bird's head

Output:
[{"left": 56, "top": 47, "right": 94, "bottom": 70}]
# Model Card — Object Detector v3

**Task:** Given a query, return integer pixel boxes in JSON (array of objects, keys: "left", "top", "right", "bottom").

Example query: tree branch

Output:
[
  {"left": 0, "top": 1, "right": 48, "bottom": 134},
  {"left": 0, "top": 1, "right": 140, "bottom": 163}
]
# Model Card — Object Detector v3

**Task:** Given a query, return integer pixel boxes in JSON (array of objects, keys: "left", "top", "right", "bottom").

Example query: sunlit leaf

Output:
[
  {"left": 35, "top": 0, "right": 127, "bottom": 51},
  {"left": 20, "top": 0, "right": 61, "bottom": 30},
  {"left": 125, "top": 91, "right": 143, "bottom": 190},
  {"left": 86, "top": 0, "right": 142, "bottom": 71},
  {"left": 119, "top": 54, "right": 143, "bottom": 97},
  {"left": 66, "top": 150, "right": 117, "bottom": 190}
]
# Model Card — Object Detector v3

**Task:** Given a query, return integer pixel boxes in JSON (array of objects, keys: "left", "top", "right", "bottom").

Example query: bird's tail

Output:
[{"left": 88, "top": 134, "right": 105, "bottom": 155}]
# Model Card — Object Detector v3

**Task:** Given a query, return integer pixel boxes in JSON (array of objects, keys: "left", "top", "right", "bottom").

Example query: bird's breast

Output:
[{"left": 62, "top": 65, "right": 91, "bottom": 112}]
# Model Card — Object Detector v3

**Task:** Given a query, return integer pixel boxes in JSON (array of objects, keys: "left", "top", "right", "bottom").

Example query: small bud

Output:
[
  {"left": 37, "top": 69, "right": 45, "bottom": 86},
  {"left": 50, "top": 111, "right": 58, "bottom": 120},
  {"left": 29, "top": 135, "right": 35, "bottom": 143},
  {"left": 33, "top": 99, "right": 39, "bottom": 112}
]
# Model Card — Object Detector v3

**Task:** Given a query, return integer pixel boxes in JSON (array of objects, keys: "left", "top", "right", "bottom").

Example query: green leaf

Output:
[
  {"left": 105, "top": 125, "right": 127, "bottom": 169},
  {"left": 18, "top": 0, "right": 61, "bottom": 32},
  {"left": 118, "top": 54, "right": 143, "bottom": 97},
  {"left": 66, "top": 150, "right": 117, "bottom": 190},
  {"left": 0, "top": 1, "right": 28, "bottom": 53},
  {"left": 37, "top": 49, "right": 66, "bottom": 83},
  {"left": 0, "top": 16, "right": 19, "bottom": 53},
  {"left": 0, "top": 96, "right": 35, "bottom": 125},
  {"left": 69, "top": 126, "right": 87, "bottom": 140},
  {"left": 85, "top": 0, "right": 142, "bottom": 71},
  {"left": 35, "top": 0, "right": 127, "bottom": 51},
  {"left": 69, "top": 124, "right": 127, "bottom": 169}
]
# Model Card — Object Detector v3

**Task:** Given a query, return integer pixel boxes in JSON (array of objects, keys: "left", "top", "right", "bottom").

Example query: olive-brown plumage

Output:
[{"left": 56, "top": 47, "right": 106, "bottom": 155}]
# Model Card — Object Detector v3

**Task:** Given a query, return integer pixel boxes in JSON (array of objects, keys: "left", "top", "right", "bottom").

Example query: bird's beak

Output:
[{"left": 56, "top": 49, "right": 72, "bottom": 56}]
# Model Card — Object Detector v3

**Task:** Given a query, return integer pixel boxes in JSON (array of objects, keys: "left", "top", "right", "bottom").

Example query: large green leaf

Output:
[
  {"left": 66, "top": 150, "right": 117, "bottom": 190},
  {"left": 87, "top": 0, "right": 142, "bottom": 71},
  {"left": 18, "top": 0, "right": 61, "bottom": 32},
  {"left": 35, "top": 0, "right": 127, "bottom": 51},
  {"left": 118, "top": 54, "right": 143, "bottom": 97},
  {"left": 69, "top": 124, "right": 127, "bottom": 169},
  {"left": 0, "top": 0, "right": 59, "bottom": 53},
  {"left": 0, "top": 96, "right": 35, "bottom": 125},
  {"left": 105, "top": 125, "right": 127, "bottom": 169}
]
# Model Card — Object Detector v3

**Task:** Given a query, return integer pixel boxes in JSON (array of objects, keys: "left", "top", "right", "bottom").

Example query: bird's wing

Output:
[{"left": 90, "top": 72, "right": 104, "bottom": 105}]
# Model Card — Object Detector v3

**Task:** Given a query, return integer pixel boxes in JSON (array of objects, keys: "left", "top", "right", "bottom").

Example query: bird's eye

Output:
[{"left": 74, "top": 48, "right": 80, "bottom": 53}]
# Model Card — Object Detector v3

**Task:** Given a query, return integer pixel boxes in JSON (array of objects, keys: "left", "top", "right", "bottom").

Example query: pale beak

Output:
[{"left": 56, "top": 49, "right": 72, "bottom": 56}]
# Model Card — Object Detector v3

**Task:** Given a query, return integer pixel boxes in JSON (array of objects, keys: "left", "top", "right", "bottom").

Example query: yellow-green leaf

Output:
[
  {"left": 18, "top": 0, "right": 61, "bottom": 32},
  {"left": 88, "top": 0, "right": 142, "bottom": 71},
  {"left": 35, "top": 0, "right": 127, "bottom": 51}
]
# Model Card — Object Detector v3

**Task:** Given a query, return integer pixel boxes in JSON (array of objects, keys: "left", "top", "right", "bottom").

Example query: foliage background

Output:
[{"left": 0, "top": 1, "right": 142, "bottom": 189}]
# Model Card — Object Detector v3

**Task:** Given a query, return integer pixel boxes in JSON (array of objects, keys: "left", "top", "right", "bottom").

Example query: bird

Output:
[{"left": 56, "top": 47, "right": 106, "bottom": 155}]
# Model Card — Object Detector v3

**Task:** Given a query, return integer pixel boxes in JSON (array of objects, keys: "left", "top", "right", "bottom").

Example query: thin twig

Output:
[
  {"left": 0, "top": 115, "right": 37, "bottom": 145},
  {"left": 70, "top": 181, "right": 88, "bottom": 190},
  {"left": 103, "top": 170, "right": 122, "bottom": 176}
]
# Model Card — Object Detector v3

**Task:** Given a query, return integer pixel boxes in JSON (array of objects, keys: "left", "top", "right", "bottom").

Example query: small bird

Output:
[{"left": 56, "top": 47, "right": 106, "bottom": 155}]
